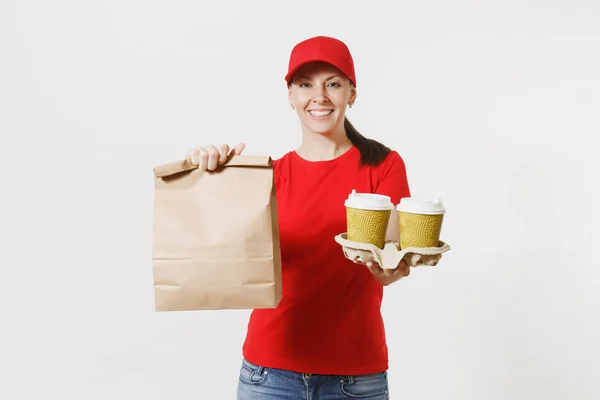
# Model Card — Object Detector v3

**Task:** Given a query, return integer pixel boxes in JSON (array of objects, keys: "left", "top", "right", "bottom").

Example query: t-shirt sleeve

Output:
[
  {"left": 373, "top": 151, "right": 411, "bottom": 205},
  {"left": 272, "top": 155, "right": 287, "bottom": 193}
]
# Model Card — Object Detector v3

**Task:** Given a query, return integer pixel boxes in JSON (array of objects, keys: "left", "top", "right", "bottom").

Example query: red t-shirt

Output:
[{"left": 242, "top": 145, "right": 411, "bottom": 375}]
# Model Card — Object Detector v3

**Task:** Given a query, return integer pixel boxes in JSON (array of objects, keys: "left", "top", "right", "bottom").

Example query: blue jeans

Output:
[{"left": 237, "top": 359, "right": 389, "bottom": 399}]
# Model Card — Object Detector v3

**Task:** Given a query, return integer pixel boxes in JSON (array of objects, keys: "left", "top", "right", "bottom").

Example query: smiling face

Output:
[{"left": 288, "top": 62, "right": 357, "bottom": 136}]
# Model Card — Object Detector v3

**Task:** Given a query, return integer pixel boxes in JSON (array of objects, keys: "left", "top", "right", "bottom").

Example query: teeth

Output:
[{"left": 309, "top": 110, "right": 333, "bottom": 116}]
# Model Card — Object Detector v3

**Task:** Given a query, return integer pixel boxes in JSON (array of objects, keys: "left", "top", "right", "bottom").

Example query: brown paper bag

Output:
[{"left": 152, "top": 155, "right": 282, "bottom": 311}]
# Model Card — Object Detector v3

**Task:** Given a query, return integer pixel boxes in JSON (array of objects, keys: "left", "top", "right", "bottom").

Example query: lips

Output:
[{"left": 308, "top": 110, "right": 334, "bottom": 117}]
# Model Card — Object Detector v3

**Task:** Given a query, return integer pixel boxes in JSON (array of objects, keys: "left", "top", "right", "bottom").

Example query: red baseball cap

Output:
[{"left": 285, "top": 36, "right": 357, "bottom": 87}]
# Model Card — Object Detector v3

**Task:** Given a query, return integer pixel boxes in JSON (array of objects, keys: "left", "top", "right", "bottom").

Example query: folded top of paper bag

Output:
[{"left": 153, "top": 155, "right": 273, "bottom": 179}]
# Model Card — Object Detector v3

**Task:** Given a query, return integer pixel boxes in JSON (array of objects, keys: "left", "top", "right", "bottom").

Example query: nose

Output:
[{"left": 312, "top": 84, "right": 329, "bottom": 104}]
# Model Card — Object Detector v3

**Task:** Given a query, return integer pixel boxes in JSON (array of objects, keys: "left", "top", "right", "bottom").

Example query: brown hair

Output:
[{"left": 344, "top": 117, "right": 390, "bottom": 166}]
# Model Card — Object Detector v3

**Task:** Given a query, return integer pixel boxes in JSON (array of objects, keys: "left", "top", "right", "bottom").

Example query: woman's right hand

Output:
[{"left": 186, "top": 143, "right": 246, "bottom": 171}]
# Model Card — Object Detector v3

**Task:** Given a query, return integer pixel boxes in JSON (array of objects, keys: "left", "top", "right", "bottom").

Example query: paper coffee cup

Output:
[
  {"left": 344, "top": 190, "right": 394, "bottom": 249},
  {"left": 397, "top": 198, "right": 446, "bottom": 249}
]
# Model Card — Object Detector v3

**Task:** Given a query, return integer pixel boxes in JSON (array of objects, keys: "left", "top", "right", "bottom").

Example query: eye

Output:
[
  {"left": 299, "top": 82, "right": 311, "bottom": 88},
  {"left": 328, "top": 82, "right": 341, "bottom": 87}
]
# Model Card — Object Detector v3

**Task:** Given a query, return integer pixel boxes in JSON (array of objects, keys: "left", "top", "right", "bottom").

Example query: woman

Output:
[{"left": 188, "top": 36, "right": 411, "bottom": 400}]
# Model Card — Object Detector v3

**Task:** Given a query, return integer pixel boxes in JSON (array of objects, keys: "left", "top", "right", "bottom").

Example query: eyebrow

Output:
[{"left": 295, "top": 75, "right": 343, "bottom": 81}]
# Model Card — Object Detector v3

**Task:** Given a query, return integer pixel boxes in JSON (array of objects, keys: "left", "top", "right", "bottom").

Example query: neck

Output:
[{"left": 296, "top": 123, "right": 353, "bottom": 162}]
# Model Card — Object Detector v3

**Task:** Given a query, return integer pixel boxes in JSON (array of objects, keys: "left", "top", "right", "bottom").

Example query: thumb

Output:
[{"left": 230, "top": 143, "right": 246, "bottom": 155}]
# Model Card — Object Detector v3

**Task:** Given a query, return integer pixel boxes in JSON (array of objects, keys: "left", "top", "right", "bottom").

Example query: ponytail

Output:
[{"left": 344, "top": 117, "right": 390, "bottom": 166}]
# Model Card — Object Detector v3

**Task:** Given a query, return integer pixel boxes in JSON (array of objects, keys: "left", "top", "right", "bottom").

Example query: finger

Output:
[
  {"left": 366, "top": 260, "right": 396, "bottom": 277},
  {"left": 197, "top": 148, "right": 209, "bottom": 170},
  {"left": 400, "top": 264, "right": 411, "bottom": 277},
  {"left": 216, "top": 143, "right": 230, "bottom": 164},
  {"left": 388, "top": 262, "right": 410, "bottom": 278},
  {"left": 402, "top": 260, "right": 411, "bottom": 276},
  {"left": 186, "top": 149, "right": 199, "bottom": 166},
  {"left": 205, "top": 145, "right": 220, "bottom": 170},
  {"left": 366, "top": 262, "right": 383, "bottom": 276},
  {"left": 395, "top": 260, "right": 408, "bottom": 273},
  {"left": 230, "top": 143, "right": 246, "bottom": 155}
]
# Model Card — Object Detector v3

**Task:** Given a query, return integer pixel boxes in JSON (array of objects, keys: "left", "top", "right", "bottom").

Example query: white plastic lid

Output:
[
  {"left": 396, "top": 197, "right": 446, "bottom": 215},
  {"left": 344, "top": 189, "right": 394, "bottom": 211}
]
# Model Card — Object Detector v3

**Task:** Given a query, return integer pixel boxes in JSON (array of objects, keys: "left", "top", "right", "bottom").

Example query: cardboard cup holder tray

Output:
[{"left": 334, "top": 233, "right": 451, "bottom": 270}]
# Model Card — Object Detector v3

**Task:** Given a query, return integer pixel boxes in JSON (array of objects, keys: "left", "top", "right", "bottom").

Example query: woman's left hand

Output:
[{"left": 365, "top": 260, "right": 410, "bottom": 286}]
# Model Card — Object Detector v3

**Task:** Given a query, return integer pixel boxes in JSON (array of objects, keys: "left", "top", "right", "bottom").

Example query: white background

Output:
[{"left": 1, "top": 1, "right": 599, "bottom": 399}]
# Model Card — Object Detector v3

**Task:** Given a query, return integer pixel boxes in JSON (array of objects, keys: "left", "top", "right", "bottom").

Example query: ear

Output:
[
  {"left": 288, "top": 85, "right": 293, "bottom": 105},
  {"left": 349, "top": 85, "right": 357, "bottom": 106}
]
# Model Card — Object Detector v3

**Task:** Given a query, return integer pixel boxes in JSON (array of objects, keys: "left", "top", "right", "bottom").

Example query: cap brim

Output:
[{"left": 285, "top": 58, "right": 352, "bottom": 85}]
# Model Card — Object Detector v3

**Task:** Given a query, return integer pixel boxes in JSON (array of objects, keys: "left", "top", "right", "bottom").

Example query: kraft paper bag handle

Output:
[{"left": 153, "top": 155, "right": 273, "bottom": 179}]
